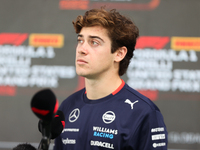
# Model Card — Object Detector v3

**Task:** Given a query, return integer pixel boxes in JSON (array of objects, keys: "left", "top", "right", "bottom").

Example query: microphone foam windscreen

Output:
[
  {"left": 31, "top": 89, "right": 58, "bottom": 121},
  {"left": 38, "top": 110, "right": 65, "bottom": 139},
  {"left": 51, "top": 110, "right": 65, "bottom": 139}
]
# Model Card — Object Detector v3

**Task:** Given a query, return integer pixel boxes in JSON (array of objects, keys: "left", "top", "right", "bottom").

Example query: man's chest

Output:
[{"left": 59, "top": 103, "right": 138, "bottom": 150}]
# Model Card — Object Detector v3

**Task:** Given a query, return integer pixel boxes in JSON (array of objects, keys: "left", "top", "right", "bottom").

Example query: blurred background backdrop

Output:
[{"left": 0, "top": 0, "right": 200, "bottom": 149}]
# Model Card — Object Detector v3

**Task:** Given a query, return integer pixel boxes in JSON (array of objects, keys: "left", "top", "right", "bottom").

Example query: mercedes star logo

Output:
[{"left": 69, "top": 108, "right": 80, "bottom": 122}]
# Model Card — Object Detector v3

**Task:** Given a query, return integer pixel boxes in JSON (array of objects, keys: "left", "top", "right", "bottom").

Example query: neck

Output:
[{"left": 85, "top": 75, "right": 122, "bottom": 100}]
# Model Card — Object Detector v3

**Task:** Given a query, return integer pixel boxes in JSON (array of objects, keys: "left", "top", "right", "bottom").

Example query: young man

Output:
[{"left": 54, "top": 8, "right": 168, "bottom": 150}]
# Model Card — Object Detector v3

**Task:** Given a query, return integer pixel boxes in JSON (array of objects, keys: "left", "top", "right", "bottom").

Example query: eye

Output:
[
  {"left": 77, "top": 39, "right": 83, "bottom": 44},
  {"left": 91, "top": 40, "right": 99, "bottom": 46}
]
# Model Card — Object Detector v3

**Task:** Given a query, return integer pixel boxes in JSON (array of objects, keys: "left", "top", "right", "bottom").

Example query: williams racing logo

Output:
[{"left": 93, "top": 126, "right": 118, "bottom": 139}]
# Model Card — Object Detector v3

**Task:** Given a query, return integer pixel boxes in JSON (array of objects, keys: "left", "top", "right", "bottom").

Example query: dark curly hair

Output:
[
  {"left": 73, "top": 8, "right": 139, "bottom": 76},
  {"left": 13, "top": 143, "right": 36, "bottom": 150}
]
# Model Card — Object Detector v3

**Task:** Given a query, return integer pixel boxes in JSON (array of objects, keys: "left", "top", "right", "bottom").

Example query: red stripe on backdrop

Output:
[
  {"left": 0, "top": 86, "right": 16, "bottom": 96},
  {"left": 137, "top": 90, "right": 158, "bottom": 101}
]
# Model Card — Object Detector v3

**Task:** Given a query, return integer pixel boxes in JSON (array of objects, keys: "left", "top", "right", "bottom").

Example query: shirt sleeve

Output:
[{"left": 130, "top": 110, "right": 168, "bottom": 150}]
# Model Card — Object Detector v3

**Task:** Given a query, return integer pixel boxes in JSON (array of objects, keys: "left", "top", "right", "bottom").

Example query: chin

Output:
[
  {"left": 76, "top": 70, "right": 87, "bottom": 77},
  {"left": 77, "top": 72, "right": 93, "bottom": 79}
]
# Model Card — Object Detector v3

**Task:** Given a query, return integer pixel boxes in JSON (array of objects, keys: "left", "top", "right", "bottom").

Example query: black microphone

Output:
[
  {"left": 31, "top": 89, "right": 59, "bottom": 150},
  {"left": 38, "top": 110, "right": 65, "bottom": 139},
  {"left": 31, "top": 89, "right": 58, "bottom": 122}
]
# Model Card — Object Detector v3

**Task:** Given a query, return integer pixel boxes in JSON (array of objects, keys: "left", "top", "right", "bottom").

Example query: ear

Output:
[{"left": 114, "top": 46, "right": 127, "bottom": 62}]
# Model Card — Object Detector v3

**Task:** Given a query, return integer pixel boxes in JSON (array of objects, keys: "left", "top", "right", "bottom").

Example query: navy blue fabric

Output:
[{"left": 54, "top": 83, "right": 168, "bottom": 150}]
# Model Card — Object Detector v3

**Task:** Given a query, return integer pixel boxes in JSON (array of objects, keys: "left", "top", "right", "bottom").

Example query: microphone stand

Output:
[
  {"left": 38, "top": 136, "right": 51, "bottom": 150},
  {"left": 38, "top": 120, "right": 52, "bottom": 150}
]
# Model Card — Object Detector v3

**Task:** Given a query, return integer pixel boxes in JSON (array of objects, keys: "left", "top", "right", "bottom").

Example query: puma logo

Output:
[{"left": 124, "top": 99, "right": 139, "bottom": 109}]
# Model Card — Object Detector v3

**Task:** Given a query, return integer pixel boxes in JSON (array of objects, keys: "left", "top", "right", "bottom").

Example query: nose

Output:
[{"left": 77, "top": 42, "right": 89, "bottom": 55}]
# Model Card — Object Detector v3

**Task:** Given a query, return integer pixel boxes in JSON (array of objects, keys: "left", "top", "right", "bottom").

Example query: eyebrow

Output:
[{"left": 77, "top": 34, "right": 105, "bottom": 43}]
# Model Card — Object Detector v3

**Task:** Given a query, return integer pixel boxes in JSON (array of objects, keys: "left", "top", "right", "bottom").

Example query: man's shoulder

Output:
[
  {"left": 59, "top": 88, "right": 85, "bottom": 108},
  {"left": 123, "top": 83, "right": 160, "bottom": 112},
  {"left": 67, "top": 88, "right": 85, "bottom": 99}
]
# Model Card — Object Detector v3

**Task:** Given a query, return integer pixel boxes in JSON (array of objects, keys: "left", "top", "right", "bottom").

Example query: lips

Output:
[{"left": 76, "top": 59, "right": 87, "bottom": 64}]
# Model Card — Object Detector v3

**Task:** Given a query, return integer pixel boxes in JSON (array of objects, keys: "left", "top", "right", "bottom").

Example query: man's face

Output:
[{"left": 75, "top": 26, "right": 116, "bottom": 79}]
